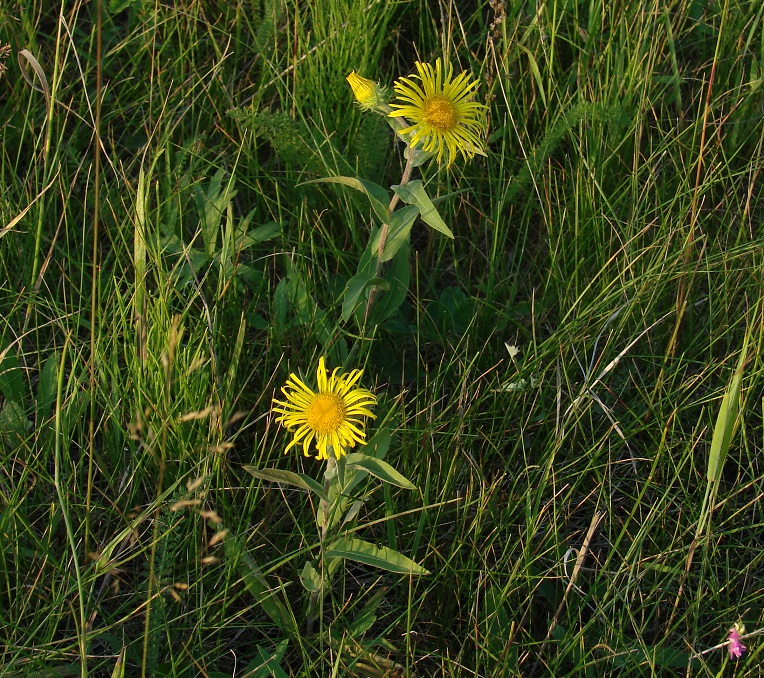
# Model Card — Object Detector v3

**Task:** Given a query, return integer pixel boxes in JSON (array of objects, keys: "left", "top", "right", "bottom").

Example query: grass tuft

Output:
[{"left": 2, "top": 0, "right": 764, "bottom": 675}]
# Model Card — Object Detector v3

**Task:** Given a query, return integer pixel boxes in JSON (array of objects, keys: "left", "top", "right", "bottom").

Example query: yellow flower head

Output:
[
  {"left": 346, "top": 71, "right": 385, "bottom": 111},
  {"left": 389, "top": 59, "right": 488, "bottom": 167},
  {"left": 272, "top": 357, "right": 377, "bottom": 461}
]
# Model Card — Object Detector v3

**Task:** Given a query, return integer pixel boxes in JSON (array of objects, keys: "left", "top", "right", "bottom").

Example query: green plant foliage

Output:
[
  {"left": 4, "top": 0, "right": 764, "bottom": 674},
  {"left": 392, "top": 180, "right": 453, "bottom": 238},
  {"left": 231, "top": 107, "right": 327, "bottom": 174},
  {"left": 325, "top": 536, "right": 429, "bottom": 575},
  {"left": 244, "top": 466, "right": 331, "bottom": 503},
  {"left": 351, "top": 113, "right": 390, "bottom": 181}
]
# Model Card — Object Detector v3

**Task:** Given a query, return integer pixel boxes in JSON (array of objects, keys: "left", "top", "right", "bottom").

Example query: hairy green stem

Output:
[
  {"left": 363, "top": 151, "right": 415, "bottom": 323},
  {"left": 306, "top": 454, "right": 338, "bottom": 635}
]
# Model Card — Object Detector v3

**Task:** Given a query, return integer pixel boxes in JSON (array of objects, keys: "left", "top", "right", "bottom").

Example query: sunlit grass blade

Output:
[{"left": 707, "top": 330, "right": 750, "bottom": 486}]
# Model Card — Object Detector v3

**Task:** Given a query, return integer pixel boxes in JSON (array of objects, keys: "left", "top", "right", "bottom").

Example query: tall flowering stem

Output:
[
  {"left": 359, "top": 60, "right": 487, "bottom": 322},
  {"left": 363, "top": 151, "right": 415, "bottom": 321},
  {"left": 249, "top": 357, "right": 425, "bottom": 636}
]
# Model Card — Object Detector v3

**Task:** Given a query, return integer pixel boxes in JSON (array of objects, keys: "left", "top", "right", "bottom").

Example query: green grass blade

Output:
[{"left": 707, "top": 331, "right": 749, "bottom": 485}]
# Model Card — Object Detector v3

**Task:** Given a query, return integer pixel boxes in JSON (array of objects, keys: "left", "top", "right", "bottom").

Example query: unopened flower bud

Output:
[{"left": 346, "top": 71, "right": 386, "bottom": 111}]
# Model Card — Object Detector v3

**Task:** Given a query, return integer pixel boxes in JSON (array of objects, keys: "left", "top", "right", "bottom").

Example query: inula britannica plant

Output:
[
  {"left": 327, "top": 60, "right": 488, "bottom": 327},
  {"left": 248, "top": 57, "right": 485, "bottom": 638}
]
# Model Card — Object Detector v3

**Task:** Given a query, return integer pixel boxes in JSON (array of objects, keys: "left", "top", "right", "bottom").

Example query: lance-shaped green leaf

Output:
[
  {"left": 341, "top": 428, "right": 393, "bottom": 499},
  {"left": 392, "top": 180, "right": 453, "bottom": 238},
  {"left": 360, "top": 427, "right": 392, "bottom": 460},
  {"left": 403, "top": 144, "right": 437, "bottom": 168},
  {"left": 342, "top": 271, "right": 388, "bottom": 323},
  {"left": 244, "top": 639, "right": 290, "bottom": 678},
  {"left": 299, "top": 561, "right": 322, "bottom": 593},
  {"left": 243, "top": 466, "right": 329, "bottom": 503},
  {"left": 371, "top": 204, "right": 418, "bottom": 263},
  {"left": 302, "top": 176, "right": 390, "bottom": 224},
  {"left": 707, "top": 333, "right": 750, "bottom": 485},
  {"left": 341, "top": 230, "right": 379, "bottom": 322},
  {"left": 368, "top": 244, "right": 410, "bottom": 325},
  {"left": 348, "top": 586, "right": 387, "bottom": 637},
  {"left": 325, "top": 536, "right": 429, "bottom": 575},
  {"left": 345, "top": 453, "right": 417, "bottom": 490},
  {"left": 517, "top": 44, "right": 547, "bottom": 108},
  {"left": 247, "top": 220, "right": 282, "bottom": 244}
]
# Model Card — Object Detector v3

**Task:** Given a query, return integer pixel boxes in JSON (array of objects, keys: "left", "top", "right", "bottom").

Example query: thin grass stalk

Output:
[
  {"left": 26, "top": 3, "right": 64, "bottom": 320},
  {"left": 85, "top": 0, "right": 103, "bottom": 566},
  {"left": 54, "top": 334, "right": 88, "bottom": 676},
  {"left": 141, "top": 319, "right": 175, "bottom": 677},
  {"left": 670, "top": 0, "right": 728, "bottom": 358}
]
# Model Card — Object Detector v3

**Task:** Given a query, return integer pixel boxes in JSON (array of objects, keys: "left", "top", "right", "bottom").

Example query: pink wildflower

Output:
[{"left": 728, "top": 624, "right": 746, "bottom": 660}]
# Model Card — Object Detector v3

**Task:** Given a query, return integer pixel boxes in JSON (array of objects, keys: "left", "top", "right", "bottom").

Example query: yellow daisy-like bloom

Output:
[
  {"left": 389, "top": 59, "right": 488, "bottom": 167},
  {"left": 346, "top": 71, "right": 385, "bottom": 111},
  {"left": 272, "top": 357, "right": 377, "bottom": 461}
]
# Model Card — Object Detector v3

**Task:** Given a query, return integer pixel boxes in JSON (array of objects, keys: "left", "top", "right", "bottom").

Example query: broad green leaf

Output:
[
  {"left": 371, "top": 205, "right": 418, "bottom": 263},
  {"left": 273, "top": 268, "right": 332, "bottom": 344},
  {"left": 303, "top": 176, "right": 390, "bottom": 224},
  {"left": 327, "top": 428, "right": 392, "bottom": 529},
  {"left": 0, "top": 338, "right": 26, "bottom": 403},
  {"left": 342, "top": 268, "right": 386, "bottom": 323},
  {"left": 341, "top": 500, "right": 363, "bottom": 528},
  {"left": 235, "top": 219, "right": 281, "bottom": 250},
  {"left": 483, "top": 586, "right": 512, "bottom": 654},
  {"left": 348, "top": 587, "right": 387, "bottom": 637},
  {"left": 243, "top": 466, "right": 329, "bottom": 503},
  {"left": 299, "top": 561, "right": 322, "bottom": 593},
  {"left": 250, "top": 220, "right": 281, "bottom": 242},
  {"left": 341, "top": 266, "right": 373, "bottom": 322},
  {"left": 0, "top": 399, "right": 30, "bottom": 444},
  {"left": 345, "top": 453, "right": 416, "bottom": 490},
  {"left": 36, "top": 351, "right": 59, "bottom": 422},
  {"left": 392, "top": 180, "right": 453, "bottom": 238},
  {"left": 341, "top": 234, "right": 378, "bottom": 322},
  {"left": 403, "top": 144, "right": 436, "bottom": 167},
  {"left": 360, "top": 427, "right": 392, "bottom": 460},
  {"left": 109, "top": 0, "right": 141, "bottom": 12},
  {"left": 368, "top": 244, "right": 410, "bottom": 325},
  {"left": 273, "top": 277, "right": 290, "bottom": 329},
  {"left": 325, "top": 536, "right": 429, "bottom": 575},
  {"left": 707, "top": 333, "right": 749, "bottom": 485},
  {"left": 195, "top": 168, "right": 235, "bottom": 256},
  {"left": 243, "top": 639, "right": 290, "bottom": 678},
  {"left": 342, "top": 427, "right": 396, "bottom": 498}
]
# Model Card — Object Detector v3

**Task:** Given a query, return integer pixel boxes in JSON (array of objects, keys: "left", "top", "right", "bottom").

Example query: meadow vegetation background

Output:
[{"left": 2, "top": 0, "right": 764, "bottom": 675}]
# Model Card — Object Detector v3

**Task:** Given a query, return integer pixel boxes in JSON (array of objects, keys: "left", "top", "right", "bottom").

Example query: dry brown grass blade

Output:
[{"left": 17, "top": 49, "right": 50, "bottom": 109}]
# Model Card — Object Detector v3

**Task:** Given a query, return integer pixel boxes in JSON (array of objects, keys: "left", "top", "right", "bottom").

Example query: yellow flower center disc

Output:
[
  {"left": 306, "top": 394, "right": 346, "bottom": 433},
  {"left": 423, "top": 96, "right": 458, "bottom": 131}
]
